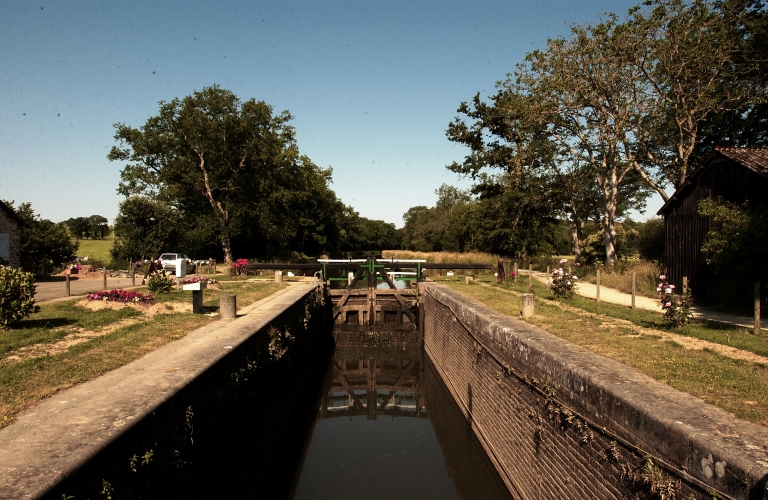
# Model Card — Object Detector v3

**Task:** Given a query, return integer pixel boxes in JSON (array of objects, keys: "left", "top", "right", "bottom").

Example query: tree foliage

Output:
[
  {"left": 4, "top": 201, "right": 78, "bottom": 275},
  {"left": 109, "top": 85, "right": 348, "bottom": 262},
  {"left": 443, "top": 0, "right": 765, "bottom": 265},
  {"left": 111, "top": 197, "right": 179, "bottom": 263},
  {"left": 63, "top": 215, "right": 109, "bottom": 239},
  {"left": 698, "top": 198, "right": 768, "bottom": 299}
]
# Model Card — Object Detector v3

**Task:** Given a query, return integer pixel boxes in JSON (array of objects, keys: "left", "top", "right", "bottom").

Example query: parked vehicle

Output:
[{"left": 158, "top": 253, "right": 194, "bottom": 275}]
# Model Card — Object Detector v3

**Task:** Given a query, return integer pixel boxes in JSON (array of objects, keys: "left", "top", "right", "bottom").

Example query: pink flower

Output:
[
  {"left": 665, "top": 302, "right": 671, "bottom": 307},
  {"left": 560, "top": 258, "right": 568, "bottom": 264},
  {"left": 659, "top": 274, "right": 666, "bottom": 280}
]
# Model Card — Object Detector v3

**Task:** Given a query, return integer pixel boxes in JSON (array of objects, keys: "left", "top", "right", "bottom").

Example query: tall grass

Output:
[
  {"left": 383, "top": 250, "right": 498, "bottom": 264},
  {"left": 577, "top": 260, "right": 663, "bottom": 298}
]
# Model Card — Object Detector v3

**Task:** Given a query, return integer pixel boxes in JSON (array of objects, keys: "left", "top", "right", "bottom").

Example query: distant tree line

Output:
[
  {"left": 408, "top": 0, "right": 766, "bottom": 264},
  {"left": 108, "top": 85, "right": 398, "bottom": 263},
  {"left": 62, "top": 215, "right": 109, "bottom": 239},
  {"left": 398, "top": 185, "right": 664, "bottom": 262}
]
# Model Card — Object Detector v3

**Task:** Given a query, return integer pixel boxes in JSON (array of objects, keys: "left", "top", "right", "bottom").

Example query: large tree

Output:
[
  {"left": 109, "top": 85, "right": 302, "bottom": 263},
  {"left": 623, "top": 0, "right": 766, "bottom": 198},
  {"left": 447, "top": 0, "right": 763, "bottom": 266}
]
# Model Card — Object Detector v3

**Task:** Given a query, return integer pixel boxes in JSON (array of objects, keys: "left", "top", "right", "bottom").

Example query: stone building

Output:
[{"left": 0, "top": 200, "right": 24, "bottom": 267}]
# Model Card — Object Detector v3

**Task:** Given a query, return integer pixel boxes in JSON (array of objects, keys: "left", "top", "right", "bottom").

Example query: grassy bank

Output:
[
  {"left": 0, "top": 280, "right": 285, "bottom": 427},
  {"left": 439, "top": 280, "right": 768, "bottom": 425}
]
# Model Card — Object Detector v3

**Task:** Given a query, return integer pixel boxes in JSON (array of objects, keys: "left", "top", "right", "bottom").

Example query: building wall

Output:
[
  {"left": 422, "top": 283, "right": 768, "bottom": 500},
  {"left": 664, "top": 156, "right": 768, "bottom": 295},
  {"left": 0, "top": 209, "right": 21, "bottom": 267}
]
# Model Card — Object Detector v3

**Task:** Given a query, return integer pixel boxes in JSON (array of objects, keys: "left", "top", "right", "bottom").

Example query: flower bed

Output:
[{"left": 87, "top": 289, "right": 154, "bottom": 303}]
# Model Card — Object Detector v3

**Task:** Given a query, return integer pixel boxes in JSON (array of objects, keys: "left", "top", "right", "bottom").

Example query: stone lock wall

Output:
[
  {"left": 422, "top": 283, "right": 768, "bottom": 500},
  {"left": 0, "top": 209, "right": 21, "bottom": 267}
]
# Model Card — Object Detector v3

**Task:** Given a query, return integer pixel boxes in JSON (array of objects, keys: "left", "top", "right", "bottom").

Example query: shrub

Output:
[
  {"left": 548, "top": 259, "right": 578, "bottom": 299},
  {"left": 146, "top": 271, "right": 174, "bottom": 294},
  {"left": 658, "top": 274, "right": 692, "bottom": 327},
  {"left": 0, "top": 266, "right": 40, "bottom": 327}
]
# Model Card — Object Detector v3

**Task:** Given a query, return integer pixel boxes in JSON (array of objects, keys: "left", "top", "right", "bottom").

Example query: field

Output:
[{"left": 75, "top": 235, "right": 114, "bottom": 263}]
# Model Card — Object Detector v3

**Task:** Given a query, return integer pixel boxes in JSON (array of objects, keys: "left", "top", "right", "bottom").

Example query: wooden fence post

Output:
[
  {"left": 755, "top": 282, "right": 761, "bottom": 335},
  {"left": 631, "top": 272, "right": 636, "bottom": 309},
  {"left": 65, "top": 274, "right": 70, "bottom": 297},
  {"left": 528, "top": 264, "right": 532, "bottom": 287},
  {"left": 102, "top": 267, "right": 107, "bottom": 290},
  {"left": 596, "top": 269, "right": 601, "bottom": 302}
]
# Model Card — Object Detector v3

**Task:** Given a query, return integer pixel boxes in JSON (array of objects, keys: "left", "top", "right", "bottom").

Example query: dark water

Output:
[
  {"left": 53, "top": 321, "right": 511, "bottom": 499},
  {"left": 285, "top": 333, "right": 513, "bottom": 500}
]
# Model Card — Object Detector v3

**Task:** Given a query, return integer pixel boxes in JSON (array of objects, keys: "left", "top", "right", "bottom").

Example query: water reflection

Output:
[{"left": 289, "top": 334, "right": 513, "bottom": 500}]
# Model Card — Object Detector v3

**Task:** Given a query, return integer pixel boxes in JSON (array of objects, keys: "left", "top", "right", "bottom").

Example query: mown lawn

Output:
[
  {"left": 440, "top": 280, "right": 768, "bottom": 425},
  {"left": 0, "top": 280, "right": 285, "bottom": 428}
]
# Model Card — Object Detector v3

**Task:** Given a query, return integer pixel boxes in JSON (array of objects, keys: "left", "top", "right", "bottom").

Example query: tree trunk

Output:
[
  {"left": 566, "top": 215, "right": 584, "bottom": 263},
  {"left": 221, "top": 231, "right": 233, "bottom": 264},
  {"left": 602, "top": 193, "right": 618, "bottom": 267}
]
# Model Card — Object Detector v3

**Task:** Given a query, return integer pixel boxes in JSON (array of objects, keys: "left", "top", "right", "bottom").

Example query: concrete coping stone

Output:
[
  {"left": 0, "top": 282, "right": 318, "bottom": 500},
  {"left": 424, "top": 283, "right": 768, "bottom": 499}
]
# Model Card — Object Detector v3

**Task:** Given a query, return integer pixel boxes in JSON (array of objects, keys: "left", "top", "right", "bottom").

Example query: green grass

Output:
[
  {"left": 438, "top": 275, "right": 768, "bottom": 358},
  {"left": 441, "top": 281, "right": 768, "bottom": 425},
  {"left": 0, "top": 281, "right": 286, "bottom": 426},
  {"left": 0, "top": 300, "right": 142, "bottom": 357},
  {"left": 76, "top": 236, "right": 114, "bottom": 263}
]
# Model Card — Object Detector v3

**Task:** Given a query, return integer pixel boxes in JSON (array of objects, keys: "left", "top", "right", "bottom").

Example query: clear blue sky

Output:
[{"left": 1, "top": 0, "right": 660, "bottom": 228}]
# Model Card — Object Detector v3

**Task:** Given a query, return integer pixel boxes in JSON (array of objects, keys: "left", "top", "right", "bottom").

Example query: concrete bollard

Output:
[
  {"left": 275, "top": 270, "right": 283, "bottom": 283},
  {"left": 521, "top": 293, "right": 535, "bottom": 318},
  {"left": 596, "top": 269, "right": 601, "bottom": 302},
  {"left": 220, "top": 294, "right": 237, "bottom": 319}
]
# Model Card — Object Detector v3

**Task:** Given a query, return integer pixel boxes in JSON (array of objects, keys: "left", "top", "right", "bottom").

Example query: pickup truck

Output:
[{"left": 158, "top": 253, "right": 195, "bottom": 275}]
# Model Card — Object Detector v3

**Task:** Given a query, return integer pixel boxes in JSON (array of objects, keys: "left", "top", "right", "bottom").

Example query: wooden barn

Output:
[
  {"left": 657, "top": 147, "right": 768, "bottom": 297},
  {"left": 0, "top": 200, "right": 24, "bottom": 267}
]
